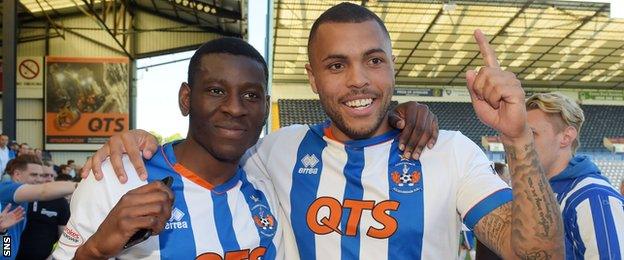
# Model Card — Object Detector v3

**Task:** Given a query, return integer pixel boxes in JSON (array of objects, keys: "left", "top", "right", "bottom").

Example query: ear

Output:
[
  {"left": 12, "top": 169, "right": 22, "bottom": 180},
  {"left": 179, "top": 82, "right": 191, "bottom": 116},
  {"left": 305, "top": 63, "right": 319, "bottom": 94},
  {"left": 560, "top": 126, "right": 578, "bottom": 149}
]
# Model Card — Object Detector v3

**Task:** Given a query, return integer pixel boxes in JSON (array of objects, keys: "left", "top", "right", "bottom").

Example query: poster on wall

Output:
[{"left": 45, "top": 57, "right": 130, "bottom": 150}]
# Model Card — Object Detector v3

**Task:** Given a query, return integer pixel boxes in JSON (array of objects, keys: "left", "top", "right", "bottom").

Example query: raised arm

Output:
[
  {"left": 467, "top": 29, "right": 564, "bottom": 259},
  {"left": 13, "top": 181, "right": 77, "bottom": 203}
]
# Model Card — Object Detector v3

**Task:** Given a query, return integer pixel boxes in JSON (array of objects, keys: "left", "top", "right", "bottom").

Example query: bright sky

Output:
[
  {"left": 136, "top": 0, "right": 622, "bottom": 138},
  {"left": 136, "top": 1, "right": 268, "bottom": 138}
]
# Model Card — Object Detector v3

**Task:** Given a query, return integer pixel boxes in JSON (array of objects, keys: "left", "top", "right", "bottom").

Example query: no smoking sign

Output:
[{"left": 19, "top": 59, "right": 40, "bottom": 80}]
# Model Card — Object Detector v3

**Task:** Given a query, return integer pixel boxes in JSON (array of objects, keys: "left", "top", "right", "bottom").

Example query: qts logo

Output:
[
  {"left": 196, "top": 247, "right": 266, "bottom": 260},
  {"left": 306, "top": 197, "right": 399, "bottom": 239}
]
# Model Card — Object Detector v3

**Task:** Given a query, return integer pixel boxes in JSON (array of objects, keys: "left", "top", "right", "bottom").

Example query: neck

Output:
[
  {"left": 11, "top": 176, "right": 23, "bottom": 184},
  {"left": 546, "top": 151, "right": 573, "bottom": 179},
  {"left": 173, "top": 139, "right": 239, "bottom": 187},
  {"left": 329, "top": 115, "right": 392, "bottom": 142}
]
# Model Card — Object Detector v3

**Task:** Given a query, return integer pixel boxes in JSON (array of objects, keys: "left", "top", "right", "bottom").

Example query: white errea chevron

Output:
[
  {"left": 170, "top": 207, "right": 185, "bottom": 222},
  {"left": 301, "top": 154, "right": 319, "bottom": 168}
]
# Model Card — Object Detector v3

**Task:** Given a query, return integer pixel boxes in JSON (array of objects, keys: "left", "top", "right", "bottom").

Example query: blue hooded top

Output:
[{"left": 549, "top": 155, "right": 624, "bottom": 259}]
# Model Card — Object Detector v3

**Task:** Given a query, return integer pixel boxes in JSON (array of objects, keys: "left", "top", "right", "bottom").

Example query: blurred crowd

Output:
[
  {"left": 0, "top": 133, "right": 80, "bottom": 259},
  {"left": 0, "top": 135, "right": 82, "bottom": 183}
]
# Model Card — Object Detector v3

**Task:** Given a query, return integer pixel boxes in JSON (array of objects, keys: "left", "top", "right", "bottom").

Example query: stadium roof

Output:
[
  {"left": 16, "top": 0, "right": 242, "bottom": 35},
  {"left": 272, "top": 0, "right": 624, "bottom": 89},
  {"left": 1, "top": 0, "right": 242, "bottom": 58}
]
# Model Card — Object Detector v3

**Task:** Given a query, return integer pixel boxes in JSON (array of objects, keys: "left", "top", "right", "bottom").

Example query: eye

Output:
[
  {"left": 368, "top": 57, "right": 383, "bottom": 66},
  {"left": 207, "top": 88, "right": 225, "bottom": 96},
  {"left": 242, "top": 92, "right": 260, "bottom": 100},
  {"left": 328, "top": 63, "right": 344, "bottom": 72}
]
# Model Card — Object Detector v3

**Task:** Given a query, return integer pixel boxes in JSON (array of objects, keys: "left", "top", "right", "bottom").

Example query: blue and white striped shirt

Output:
[
  {"left": 243, "top": 123, "right": 512, "bottom": 259},
  {"left": 53, "top": 141, "right": 282, "bottom": 259},
  {"left": 550, "top": 155, "right": 624, "bottom": 259}
]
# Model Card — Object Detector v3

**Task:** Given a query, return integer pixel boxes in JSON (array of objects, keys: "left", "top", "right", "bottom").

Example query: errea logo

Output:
[
  {"left": 165, "top": 208, "right": 188, "bottom": 230},
  {"left": 298, "top": 154, "right": 319, "bottom": 175}
]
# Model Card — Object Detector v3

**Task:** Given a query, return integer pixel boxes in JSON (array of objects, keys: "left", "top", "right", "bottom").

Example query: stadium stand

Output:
[
  {"left": 595, "top": 159, "right": 624, "bottom": 190},
  {"left": 277, "top": 100, "right": 624, "bottom": 155},
  {"left": 580, "top": 105, "right": 624, "bottom": 151}
]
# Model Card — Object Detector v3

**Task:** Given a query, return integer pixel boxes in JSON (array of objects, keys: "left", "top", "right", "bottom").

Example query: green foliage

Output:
[
  {"left": 164, "top": 133, "right": 184, "bottom": 143},
  {"left": 149, "top": 131, "right": 164, "bottom": 144},
  {"left": 148, "top": 131, "right": 184, "bottom": 144}
]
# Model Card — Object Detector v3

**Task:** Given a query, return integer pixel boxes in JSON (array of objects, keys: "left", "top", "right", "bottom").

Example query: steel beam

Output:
[
  {"left": 2, "top": 0, "right": 17, "bottom": 139},
  {"left": 395, "top": 8, "right": 444, "bottom": 78},
  {"left": 449, "top": 0, "right": 534, "bottom": 84},
  {"left": 517, "top": 4, "right": 608, "bottom": 88},
  {"left": 81, "top": 0, "right": 133, "bottom": 58}
]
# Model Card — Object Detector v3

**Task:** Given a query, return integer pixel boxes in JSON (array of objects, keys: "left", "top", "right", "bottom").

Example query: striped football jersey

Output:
[
  {"left": 53, "top": 141, "right": 282, "bottom": 260},
  {"left": 242, "top": 122, "right": 512, "bottom": 260},
  {"left": 553, "top": 174, "right": 624, "bottom": 259}
]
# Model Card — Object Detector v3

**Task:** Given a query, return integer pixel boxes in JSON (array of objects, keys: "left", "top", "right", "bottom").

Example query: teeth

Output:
[{"left": 345, "top": 98, "right": 373, "bottom": 108}]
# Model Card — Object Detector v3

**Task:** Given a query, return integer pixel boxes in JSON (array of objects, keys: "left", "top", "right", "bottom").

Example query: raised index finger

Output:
[{"left": 474, "top": 29, "right": 500, "bottom": 68}]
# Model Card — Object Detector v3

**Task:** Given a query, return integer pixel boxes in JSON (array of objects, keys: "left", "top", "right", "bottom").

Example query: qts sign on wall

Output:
[{"left": 45, "top": 57, "right": 130, "bottom": 150}]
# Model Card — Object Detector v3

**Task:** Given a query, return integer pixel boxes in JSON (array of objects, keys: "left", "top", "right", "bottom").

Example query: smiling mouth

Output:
[
  {"left": 343, "top": 98, "right": 374, "bottom": 110},
  {"left": 215, "top": 126, "right": 246, "bottom": 138}
]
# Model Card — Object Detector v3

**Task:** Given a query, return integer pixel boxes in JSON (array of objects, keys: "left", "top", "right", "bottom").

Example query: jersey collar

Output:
[
  {"left": 310, "top": 120, "right": 399, "bottom": 148},
  {"left": 160, "top": 140, "right": 242, "bottom": 194}
]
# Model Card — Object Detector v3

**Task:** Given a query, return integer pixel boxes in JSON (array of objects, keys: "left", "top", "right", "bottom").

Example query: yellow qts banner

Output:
[{"left": 45, "top": 56, "right": 129, "bottom": 150}]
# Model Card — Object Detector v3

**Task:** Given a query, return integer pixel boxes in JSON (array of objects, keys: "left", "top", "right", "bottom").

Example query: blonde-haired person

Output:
[{"left": 526, "top": 92, "right": 624, "bottom": 259}]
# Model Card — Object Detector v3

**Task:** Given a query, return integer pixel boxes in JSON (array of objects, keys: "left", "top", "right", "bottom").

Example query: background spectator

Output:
[{"left": 0, "top": 134, "right": 16, "bottom": 175}]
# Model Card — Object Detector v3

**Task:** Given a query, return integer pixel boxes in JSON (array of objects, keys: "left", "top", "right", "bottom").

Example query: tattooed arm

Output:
[
  {"left": 467, "top": 29, "right": 564, "bottom": 259},
  {"left": 473, "top": 135, "right": 564, "bottom": 259}
]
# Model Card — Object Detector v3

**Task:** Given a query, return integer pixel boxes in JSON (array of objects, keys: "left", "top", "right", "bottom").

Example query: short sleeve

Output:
[
  {"left": 52, "top": 156, "right": 145, "bottom": 259},
  {"left": 0, "top": 181, "right": 24, "bottom": 204},
  {"left": 453, "top": 133, "right": 512, "bottom": 229}
]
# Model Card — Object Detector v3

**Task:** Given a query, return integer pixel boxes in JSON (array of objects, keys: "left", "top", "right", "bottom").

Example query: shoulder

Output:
[
  {"left": 0, "top": 180, "right": 23, "bottom": 190},
  {"left": 259, "top": 125, "right": 310, "bottom": 146},
  {"left": 429, "top": 130, "right": 477, "bottom": 151},
  {"left": 421, "top": 130, "right": 485, "bottom": 161},
  {"left": 244, "top": 124, "right": 312, "bottom": 161},
  {"left": 0, "top": 181, "right": 24, "bottom": 200},
  {"left": 78, "top": 155, "right": 147, "bottom": 199},
  {"left": 562, "top": 176, "right": 624, "bottom": 213}
]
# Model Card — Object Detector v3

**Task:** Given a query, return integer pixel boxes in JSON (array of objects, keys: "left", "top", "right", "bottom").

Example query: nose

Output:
[
  {"left": 346, "top": 64, "right": 369, "bottom": 89},
  {"left": 220, "top": 93, "right": 247, "bottom": 117}
]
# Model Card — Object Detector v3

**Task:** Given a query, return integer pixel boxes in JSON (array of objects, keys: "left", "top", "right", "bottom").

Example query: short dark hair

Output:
[
  {"left": 5, "top": 154, "right": 43, "bottom": 175},
  {"left": 187, "top": 37, "right": 268, "bottom": 88},
  {"left": 67, "top": 159, "right": 75, "bottom": 164},
  {"left": 308, "top": 2, "right": 390, "bottom": 58}
]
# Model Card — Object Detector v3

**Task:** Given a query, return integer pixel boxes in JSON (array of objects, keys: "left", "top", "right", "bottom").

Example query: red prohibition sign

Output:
[{"left": 19, "top": 59, "right": 40, "bottom": 80}]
